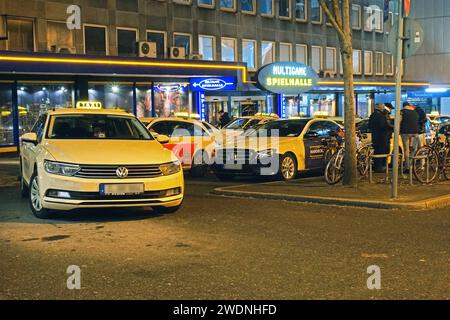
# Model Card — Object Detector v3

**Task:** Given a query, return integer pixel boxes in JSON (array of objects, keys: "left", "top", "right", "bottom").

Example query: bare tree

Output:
[{"left": 319, "top": 0, "right": 357, "bottom": 186}]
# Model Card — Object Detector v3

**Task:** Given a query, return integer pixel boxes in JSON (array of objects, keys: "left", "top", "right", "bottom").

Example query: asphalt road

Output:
[{"left": 0, "top": 159, "right": 449, "bottom": 299}]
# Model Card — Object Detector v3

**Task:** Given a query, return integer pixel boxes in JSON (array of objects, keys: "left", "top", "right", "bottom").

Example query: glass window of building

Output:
[
  {"left": 84, "top": 25, "right": 107, "bottom": 55},
  {"left": 147, "top": 30, "right": 166, "bottom": 58},
  {"left": 311, "top": 0, "right": 322, "bottom": 24},
  {"left": 242, "top": 39, "right": 256, "bottom": 70},
  {"left": 46, "top": 21, "right": 75, "bottom": 53},
  {"left": 353, "top": 49, "right": 362, "bottom": 75},
  {"left": 0, "top": 84, "right": 14, "bottom": 146},
  {"left": 7, "top": 17, "right": 34, "bottom": 52},
  {"left": 363, "top": 7, "right": 381, "bottom": 32},
  {"left": 117, "top": 0, "right": 139, "bottom": 11},
  {"left": 220, "top": 0, "right": 236, "bottom": 11},
  {"left": 375, "top": 51, "right": 384, "bottom": 75},
  {"left": 295, "top": 0, "right": 307, "bottom": 21},
  {"left": 284, "top": 95, "right": 308, "bottom": 118},
  {"left": 259, "top": 0, "right": 274, "bottom": 16},
  {"left": 310, "top": 94, "right": 337, "bottom": 117},
  {"left": 153, "top": 83, "right": 190, "bottom": 117},
  {"left": 261, "top": 41, "right": 275, "bottom": 66},
  {"left": 374, "top": 9, "right": 383, "bottom": 33},
  {"left": 173, "top": 33, "right": 191, "bottom": 56},
  {"left": 296, "top": 44, "right": 307, "bottom": 64},
  {"left": 198, "top": 0, "right": 215, "bottom": 8},
  {"left": 198, "top": 35, "right": 215, "bottom": 61},
  {"left": 136, "top": 85, "right": 153, "bottom": 118},
  {"left": 351, "top": 5, "right": 361, "bottom": 29},
  {"left": 364, "top": 51, "right": 373, "bottom": 75},
  {"left": 325, "top": 47, "right": 336, "bottom": 73},
  {"left": 221, "top": 37, "right": 237, "bottom": 62},
  {"left": 117, "top": 28, "right": 137, "bottom": 57},
  {"left": 386, "top": 53, "right": 394, "bottom": 76},
  {"left": 311, "top": 46, "right": 323, "bottom": 73},
  {"left": 279, "top": 43, "right": 292, "bottom": 62},
  {"left": 88, "top": 83, "right": 134, "bottom": 113},
  {"left": 240, "top": 0, "right": 256, "bottom": 14},
  {"left": 279, "top": 0, "right": 291, "bottom": 19},
  {"left": 18, "top": 84, "right": 74, "bottom": 134}
]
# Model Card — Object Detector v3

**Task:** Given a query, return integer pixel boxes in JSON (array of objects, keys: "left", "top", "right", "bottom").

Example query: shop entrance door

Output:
[
  {"left": 240, "top": 101, "right": 258, "bottom": 116},
  {"left": 206, "top": 101, "right": 222, "bottom": 126}
]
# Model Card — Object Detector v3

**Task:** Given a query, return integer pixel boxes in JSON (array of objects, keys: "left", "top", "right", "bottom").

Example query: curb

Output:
[{"left": 211, "top": 185, "right": 450, "bottom": 210}]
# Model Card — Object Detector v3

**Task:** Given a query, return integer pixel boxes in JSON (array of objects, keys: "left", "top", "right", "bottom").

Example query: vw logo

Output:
[{"left": 116, "top": 167, "right": 129, "bottom": 178}]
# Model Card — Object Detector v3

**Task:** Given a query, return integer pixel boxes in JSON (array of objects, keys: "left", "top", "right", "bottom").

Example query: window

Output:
[
  {"left": 311, "top": 0, "right": 322, "bottom": 24},
  {"left": 260, "top": 0, "right": 274, "bottom": 16},
  {"left": 6, "top": 17, "right": 34, "bottom": 52},
  {"left": 153, "top": 83, "right": 190, "bottom": 117},
  {"left": 241, "top": 0, "right": 256, "bottom": 14},
  {"left": 199, "top": 35, "right": 215, "bottom": 61},
  {"left": 386, "top": 53, "right": 394, "bottom": 76},
  {"left": 242, "top": 39, "right": 256, "bottom": 70},
  {"left": 364, "top": 51, "right": 373, "bottom": 75},
  {"left": 375, "top": 51, "right": 383, "bottom": 75},
  {"left": 220, "top": 0, "right": 236, "bottom": 11},
  {"left": 173, "top": 33, "right": 192, "bottom": 56},
  {"left": 296, "top": 44, "right": 307, "bottom": 64},
  {"left": 295, "top": 0, "right": 307, "bottom": 21},
  {"left": 46, "top": 21, "right": 75, "bottom": 53},
  {"left": 147, "top": 30, "right": 166, "bottom": 58},
  {"left": 117, "top": 28, "right": 137, "bottom": 57},
  {"left": 351, "top": 4, "right": 361, "bottom": 30},
  {"left": 0, "top": 84, "right": 13, "bottom": 145},
  {"left": 279, "top": 43, "right": 292, "bottom": 62},
  {"left": 117, "top": 0, "right": 139, "bottom": 11},
  {"left": 279, "top": 0, "right": 291, "bottom": 19},
  {"left": 311, "top": 46, "right": 323, "bottom": 73},
  {"left": 353, "top": 49, "right": 362, "bottom": 75},
  {"left": 198, "top": 0, "right": 215, "bottom": 9},
  {"left": 364, "top": 7, "right": 382, "bottom": 32},
  {"left": 325, "top": 47, "right": 336, "bottom": 73},
  {"left": 31, "top": 114, "right": 47, "bottom": 142},
  {"left": 261, "top": 41, "right": 275, "bottom": 65},
  {"left": 88, "top": 83, "right": 134, "bottom": 113},
  {"left": 84, "top": 25, "right": 107, "bottom": 55},
  {"left": 221, "top": 37, "right": 237, "bottom": 62}
]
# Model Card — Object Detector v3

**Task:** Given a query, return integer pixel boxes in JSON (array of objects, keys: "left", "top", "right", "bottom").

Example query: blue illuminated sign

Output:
[{"left": 190, "top": 77, "right": 236, "bottom": 92}]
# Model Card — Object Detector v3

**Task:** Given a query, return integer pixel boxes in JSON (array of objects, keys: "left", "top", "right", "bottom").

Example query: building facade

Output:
[{"left": 0, "top": 0, "right": 434, "bottom": 152}]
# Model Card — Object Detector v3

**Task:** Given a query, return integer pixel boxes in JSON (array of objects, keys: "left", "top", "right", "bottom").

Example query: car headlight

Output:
[
  {"left": 44, "top": 160, "right": 80, "bottom": 176},
  {"left": 257, "top": 149, "right": 274, "bottom": 158},
  {"left": 159, "top": 160, "right": 181, "bottom": 176}
]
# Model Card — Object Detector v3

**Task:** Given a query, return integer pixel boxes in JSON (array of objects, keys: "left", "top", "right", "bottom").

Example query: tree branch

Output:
[{"left": 318, "top": 0, "right": 346, "bottom": 41}]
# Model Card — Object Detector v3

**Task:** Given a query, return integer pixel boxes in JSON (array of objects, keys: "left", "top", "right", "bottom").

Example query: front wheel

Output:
[
  {"left": 413, "top": 147, "right": 439, "bottom": 184},
  {"left": 279, "top": 154, "right": 298, "bottom": 181},
  {"left": 357, "top": 146, "right": 371, "bottom": 177},
  {"left": 325, "top": 152, "right": 344, "bottom": 185},
  {"left": 29, "top": 172, "right": 53, "bottom": 219}
]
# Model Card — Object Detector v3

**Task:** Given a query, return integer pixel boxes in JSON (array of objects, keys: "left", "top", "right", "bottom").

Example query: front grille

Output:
[
  {"left": 216, "top": 149, "right": 257, "bottom": 165},
  {"left": 74, "top": 164, "right": 162, "bottom": 179}
]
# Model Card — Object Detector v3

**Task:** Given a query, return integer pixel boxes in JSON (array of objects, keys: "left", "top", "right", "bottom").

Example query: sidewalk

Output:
[{"left": 212, "top": 176, "right": 450, "bottom": 210}]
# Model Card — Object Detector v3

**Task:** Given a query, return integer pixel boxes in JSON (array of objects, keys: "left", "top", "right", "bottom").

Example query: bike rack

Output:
[
  {"left": 369, "top": 154, "right": 393, "bottom": 184},
  {"left": 408, "top": 154, "right": 431, "bottom": 185}
]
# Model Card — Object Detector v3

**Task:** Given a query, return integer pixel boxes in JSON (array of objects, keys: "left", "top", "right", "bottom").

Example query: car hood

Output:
[{"left": 42, "top": 139, "right": 176, "bottom": 165}]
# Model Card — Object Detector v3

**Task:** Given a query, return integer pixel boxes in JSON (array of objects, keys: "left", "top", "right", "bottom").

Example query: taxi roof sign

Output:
[{"left": 76, "top": 101, "right": 102, "bottom": 110}]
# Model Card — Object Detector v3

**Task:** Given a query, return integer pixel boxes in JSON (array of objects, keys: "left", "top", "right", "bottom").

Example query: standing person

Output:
[
  {"left": 369, "top": 103, "right": 392, "bottom": 172},
  {"left": 218, "top": 110, "right": 231, "bottom": 128},
  {"left": 415, "top": 105, "right": 427, "bottom": 134},
  {"left": 400, "top": 102, "right": 420, "bottom": 172}
]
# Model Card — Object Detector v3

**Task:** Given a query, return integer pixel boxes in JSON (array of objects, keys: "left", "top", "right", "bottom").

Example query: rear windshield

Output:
[{"left": 46, "top": 115, "right": 153, "bottom": 140}]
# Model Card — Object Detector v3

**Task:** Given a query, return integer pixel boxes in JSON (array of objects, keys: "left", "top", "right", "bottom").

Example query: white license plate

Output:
[
  {"left": 100, "top": 183, "right": 144, "bottom": 196},
  {"left": 223, "top": 164, "right": 243, "bottom": 170}
]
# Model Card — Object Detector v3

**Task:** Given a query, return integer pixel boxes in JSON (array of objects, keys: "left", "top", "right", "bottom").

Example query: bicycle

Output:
[
  {"left": 324, "top": 131, "right": 371, "bottom": 185},
  {"left": 412, "top": 126, "right": 450, "bottom": 184}
]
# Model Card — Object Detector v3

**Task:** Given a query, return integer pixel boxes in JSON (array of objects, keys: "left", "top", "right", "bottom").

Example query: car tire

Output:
[
  {"left": 190, "top": 150, "right": 209, "bottom": 178},
  {"left": 279, "top": 153, "right": 298, "bottom": 181},
  {"left": 29, "top": 172, "right": 53, "bottom": 219},
  {"left": 153, "top": 204, "right": 182, "bottom": 214}
]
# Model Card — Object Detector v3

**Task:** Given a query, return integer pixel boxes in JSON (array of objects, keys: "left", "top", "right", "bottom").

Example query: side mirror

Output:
[
  {"left": 21, "top": 132, "right": 38, "bottom": 145},
  {"left": 156, "top": 134, "right": 170, "bottom": 144},
  {"left": 305, "top": 131, "right": 319, "bottom": 138}
]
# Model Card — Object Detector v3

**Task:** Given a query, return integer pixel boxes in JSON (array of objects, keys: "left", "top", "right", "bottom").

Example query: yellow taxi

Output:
[
  {"left": 214, "top": 118, "right": 342, "bottom": 180},
  {"left": 221, "top": 113, "right": 279, "bottom": 136},
  {"left": 145, "top": 117, "right": 216, "bottom": 177},
  {"left": 19, "top": 107, "right": 184, "bottom": 219}
]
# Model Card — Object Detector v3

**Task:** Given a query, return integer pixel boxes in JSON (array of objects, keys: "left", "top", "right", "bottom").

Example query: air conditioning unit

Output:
[
  {"left": 137, "top": 41, "right": 157, "bottom": 58},
  {"left": 49, "top": 45, "right": 76, "bottom": 54},
  {"left": 189, "top": 53, "right": 203, "bottom": 60},
  {"left": 169, "top": 46, "right": 186, "bottom": 60}
]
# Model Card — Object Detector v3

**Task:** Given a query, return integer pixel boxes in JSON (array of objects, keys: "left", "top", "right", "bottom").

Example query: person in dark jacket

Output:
[
  {"left": 369, "top": 103, "right": 393, "bottom": 172},
  {"left": 415, "top": 106, "right": 427, "bottom": 134},
  {"left": 218, "top": 110, "right": 231, "bottom": 128},
  {"left": 400, "top": 102, "right": 421, "bottom": 171}
]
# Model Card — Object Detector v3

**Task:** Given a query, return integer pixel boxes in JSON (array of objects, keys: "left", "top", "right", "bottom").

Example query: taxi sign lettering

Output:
[{"left": 76, "top": 101, "right": 102, "bottom": 109}]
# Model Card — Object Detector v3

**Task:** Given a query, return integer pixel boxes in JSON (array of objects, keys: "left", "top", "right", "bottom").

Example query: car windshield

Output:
[
  {"left": 47, "top": 115, "right": 153, "bottom": 140},
  {"left": 245, "top": 120, "right": 309, "bottom": 137},
  {"left": 223, "top": 118, "right": 251, "bottom": 130}
]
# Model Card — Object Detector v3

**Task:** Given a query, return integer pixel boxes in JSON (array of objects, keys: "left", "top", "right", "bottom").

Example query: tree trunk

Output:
[{"left": 341, "top": 46, "right": 358, "bottom": 187}]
